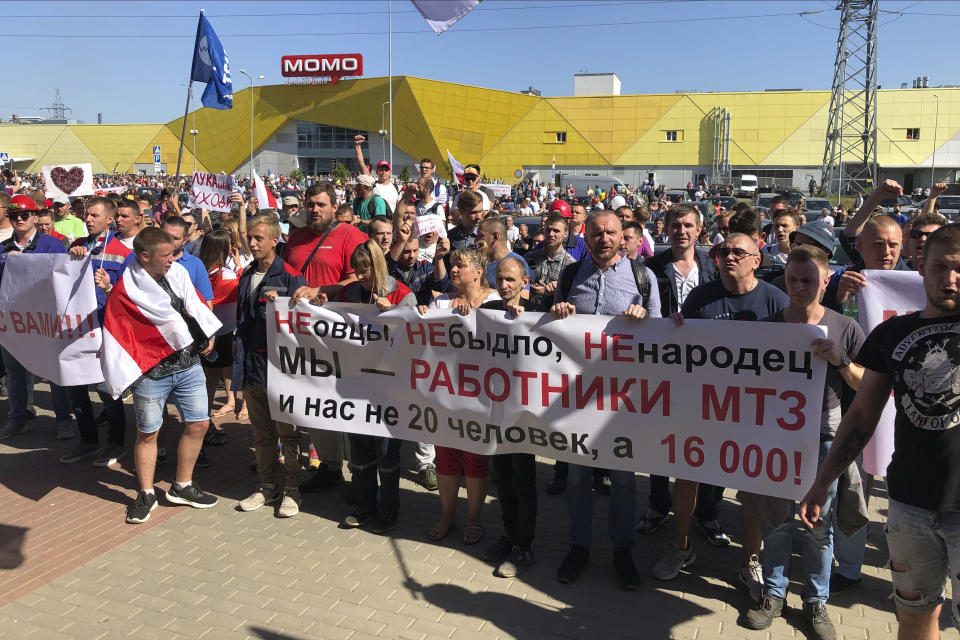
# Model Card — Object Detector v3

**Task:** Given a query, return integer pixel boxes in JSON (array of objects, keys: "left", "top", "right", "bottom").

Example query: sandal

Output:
[
  {"left": 211, "top": 404, "right": 235, "bottom": 417},
  {"left": 462, "top": 523, "right": 483, "bottom": 546},
  {"left": 428, "top": 520, "right": 455, "bottom": 541},
  {"left": 204, "top": 427, "right": 227, "bottom": 446}
]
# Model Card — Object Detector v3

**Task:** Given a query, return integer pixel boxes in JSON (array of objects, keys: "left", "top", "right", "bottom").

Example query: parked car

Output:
[
  {"left": 901, "top": 195, "right": 960, "bottom": 220},
  {"left": 879, "top": 196, "right": 917, "bottom": 214},
  {"left": 803, "top": 197, "right": 833, "bottom": 213},
  {"left": 712, "top": 196, "right": 738, "bottom": 211},
  {"left": 738, "top": 174, "right": 757, "bottom": 198},
  {"left": 755, "top": 193, "right": 777, "bottom": 209},
  {"left": 663, "top": 189, "right": 690, "bottom": 204}
]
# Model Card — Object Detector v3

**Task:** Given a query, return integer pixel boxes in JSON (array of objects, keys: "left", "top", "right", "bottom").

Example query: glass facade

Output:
[{"left": 296, "top": 122, "right": 368, "bottom": 175}]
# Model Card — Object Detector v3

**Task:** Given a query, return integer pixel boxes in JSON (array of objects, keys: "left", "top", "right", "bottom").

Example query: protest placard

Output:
[
  {"left": 857, "top": 269, "right": 925, "bottom": 476},
  {"left": 268, "top": 301, "right": 827, "bottom": 500},
  {"left": 0, "top": 254, "right": 104, "bottom": 386},
  {"left": 43, "top": 163, "right": 94, "bottom": 201},
  {"left": 190, "top": 171, "right": 233, "bottom": 212},
  {"left": 412, "top": 214, "right": 447, "bottom": 239}
]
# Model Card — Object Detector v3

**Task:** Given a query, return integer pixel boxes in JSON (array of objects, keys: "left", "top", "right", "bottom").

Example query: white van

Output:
[
  {"left": 738, "top": 174, "right": 757, "bottom": 198},
  {"left": 558, "top": 174, "right": 628, "bottom": 200}
]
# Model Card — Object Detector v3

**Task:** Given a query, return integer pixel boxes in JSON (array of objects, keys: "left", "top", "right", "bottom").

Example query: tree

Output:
[
  {"left": 332, "top": 162, "right": 350, "bottom": 183},
  {"left": 398, "top": 165, "right": 411, "bottom": 184},
  {"left": 289, "top": 167, "right": 304, "bottom": 182}
]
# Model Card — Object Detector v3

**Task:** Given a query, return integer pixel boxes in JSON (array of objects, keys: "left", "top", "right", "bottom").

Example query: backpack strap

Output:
[
  {"left": 556, "top": 260, "right": 581, "bottom": 303},
  {"left": 557, "top": 258, "right": 650, "bottom": 303},
  {"left": 629, "top": 257, "right": 651, "bottom": 301}
]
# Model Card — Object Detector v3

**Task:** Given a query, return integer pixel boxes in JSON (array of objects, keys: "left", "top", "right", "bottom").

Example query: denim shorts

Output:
[
  {"left": 885, "top": 498, "right": 960, "bottom": 627},
  {"left": 131, "top": 364, "right": 209, "bottom": 434}
]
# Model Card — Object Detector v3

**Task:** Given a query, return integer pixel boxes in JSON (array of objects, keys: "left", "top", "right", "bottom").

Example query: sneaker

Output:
[
  {"left": 342, "top": 509, "right": 375, "bottom": 528},
  {"left": 238, "top": 485, "right": 280, "bottom": 512},
  {"left": 829, "top": 573, "right": 861, "bottom": 594},
  {"left": 418, "top": 465, "right": 439, "bottom": 491},
  {"left": 166, "top": 483, "right": 219, "bottom": 509},
  {"left": 738, "top": 554, "right": 764, "bottom": 602},
  {"left": 652, "top": 541, "right": 695, "bottom": 581},
  {"left": 556, "top": 545, "right": 589, "bottom": 584},
  {"left": 307, "top": 443, "right": 320, "bottom": 469},
  {"left": 277, "top": 488, "right": 301, "bottom": 518},
  {"left": 195, "top": 448, "right": 212, "bottom": 469},
  {"left": 743, "top": 595, "right": 784, "bottom": 630},
  {"left": 802, "top": 601, "right": 837, "bottom": 640},
  {"left": 0, "top": 422, "right": 27, "bottom": 440},
  {"left": 59, "top": 440, "right": 99, "bottom": 463},
  {"left": 372, "top": 511, "right": 399, "bottom": 534},
  {"left": 299, "top": 466, "right": 344, "bottom": 493},
  {"left": 613, "top": 548, "right": 640, "bottom": 591},
  {"left": 697, "top": 519, "right": 732, "bottom": 547},
  {"left": 125, "top": 491, "right": 158, "bottom": 524},
  {"left": 495, "top": 547, "right": 535, "bottom": 578},
  {"left": 55, "top": 420, "right": 76, "bottom": 441},
  {"left": 484, "top": 535, "right": 514, "bottom": 565},
  {"left": 637, "top": 509, "right": 671, "bottom": 534},
  {"left": 156, "top": 447, "right": 167, "bottom": 464},
  {"left": 93, "top": 442, "right": 126, "bottom": 468}
]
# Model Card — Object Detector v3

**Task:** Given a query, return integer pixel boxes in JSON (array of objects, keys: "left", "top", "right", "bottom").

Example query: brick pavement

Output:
[{"left": 0, "top": 386, "right": 956, "bottom": 639}]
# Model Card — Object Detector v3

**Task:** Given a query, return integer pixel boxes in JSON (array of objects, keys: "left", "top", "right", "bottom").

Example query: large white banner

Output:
[
  {"left": 0, "top": 254, "right": 104, "bottom": 385},
  {"left": 43, "top": 163, "right": 94, "bottom": 201},
  {"left": 268, "top": 301, "right": 828, "bottom": 500},
  {"left": 858, "top": 269, "right": 925, "bottom": 476},
  {"left": 190, "top": 171, "right": 233, "bottom": 212}
]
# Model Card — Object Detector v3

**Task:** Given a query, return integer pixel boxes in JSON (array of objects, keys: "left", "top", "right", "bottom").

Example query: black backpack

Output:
[{"left": 556, "top": 258, "right": 650, "bottom": 303}]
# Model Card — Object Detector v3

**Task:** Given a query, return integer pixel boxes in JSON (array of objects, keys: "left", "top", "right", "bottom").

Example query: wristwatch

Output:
[{"left": 837, "top": 352, "right": 851, "bottom": 369}]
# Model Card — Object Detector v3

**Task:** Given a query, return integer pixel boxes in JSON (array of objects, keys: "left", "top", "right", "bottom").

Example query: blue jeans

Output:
[
  {"left": 762, "top": 439, "right": 837, "bottom": 603},
  {"left": 131, "top": 364, "right": 208, "bottom": 434},
  {"left": 567, "top": 464, "right": 635, "bottom": 549},
  {"left": 1, "top": 347, "right": 72, "bottom": 424},
  {"left": 885, "top": 498, "right": 960, "bottom": 628}
]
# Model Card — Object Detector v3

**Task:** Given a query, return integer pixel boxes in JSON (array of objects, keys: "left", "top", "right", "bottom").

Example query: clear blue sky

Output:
[{"left": 4, "top": 0, "right": 955, "bottom": 124}]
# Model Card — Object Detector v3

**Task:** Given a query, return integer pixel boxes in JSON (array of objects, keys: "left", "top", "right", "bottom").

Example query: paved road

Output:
[{"left": 0, "top": 387, "right": 954, "bottom": 639}]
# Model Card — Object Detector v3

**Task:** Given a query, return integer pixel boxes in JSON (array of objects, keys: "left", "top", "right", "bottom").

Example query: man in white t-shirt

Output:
[
  {"left": 418, "top": 157, "right": 448, "bottom": 208},
  {"left": 353, "top": 134, "right": 399, "bottom": 214},
  {"left": 452, "top": 164, "right": 491, "bottom": 212}
]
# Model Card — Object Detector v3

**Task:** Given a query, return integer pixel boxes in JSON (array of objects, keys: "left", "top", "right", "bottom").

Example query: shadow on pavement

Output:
[{"left": 0, "top": 524, "right": 26, "bottom": 569}]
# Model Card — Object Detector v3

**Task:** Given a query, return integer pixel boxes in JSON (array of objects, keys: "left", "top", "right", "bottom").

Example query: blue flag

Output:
[{"left": 190, "top": 14, "right": 233, "bottom": 110}]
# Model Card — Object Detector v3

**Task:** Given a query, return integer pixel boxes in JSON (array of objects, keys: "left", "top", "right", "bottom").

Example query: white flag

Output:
[{"left": 411, "top": 0, "right": 481, "bottom": 34}]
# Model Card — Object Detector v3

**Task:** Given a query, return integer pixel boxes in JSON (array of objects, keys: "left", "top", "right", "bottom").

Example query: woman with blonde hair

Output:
[
  {"left": 310, "top": 240, "right": 415, "bottom": 532},
  {"left": 419, "top": 243, "right": 499, "bottom": 545}
]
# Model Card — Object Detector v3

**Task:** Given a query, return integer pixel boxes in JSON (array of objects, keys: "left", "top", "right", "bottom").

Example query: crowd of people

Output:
[{"left": 0, "top": 148, "right": 957, "bottom": 639}]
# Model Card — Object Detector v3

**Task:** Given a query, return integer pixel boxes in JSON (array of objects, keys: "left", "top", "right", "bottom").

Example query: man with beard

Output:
[{"left": 286, "top": 183, "right": 368, "bottom": 492}]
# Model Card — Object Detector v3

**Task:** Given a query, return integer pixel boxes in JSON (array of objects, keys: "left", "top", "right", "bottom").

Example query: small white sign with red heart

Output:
[{"left": 42, "top": 163, "right": 94, "bottom": 201}]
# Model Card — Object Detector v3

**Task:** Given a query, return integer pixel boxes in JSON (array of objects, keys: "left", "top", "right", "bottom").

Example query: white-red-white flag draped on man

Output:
[{"left": 101, "top": 260, "right": 221, "bottom": 398}]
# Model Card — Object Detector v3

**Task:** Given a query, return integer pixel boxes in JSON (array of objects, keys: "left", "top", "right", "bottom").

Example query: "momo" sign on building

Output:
[{"left": 280, "top": 54, "right": 364, "bottom": 84}]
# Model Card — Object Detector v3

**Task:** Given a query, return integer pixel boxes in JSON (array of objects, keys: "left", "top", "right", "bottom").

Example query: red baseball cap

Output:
[{"left": 377, "top": 161, "right": 391, "bottom": 170}]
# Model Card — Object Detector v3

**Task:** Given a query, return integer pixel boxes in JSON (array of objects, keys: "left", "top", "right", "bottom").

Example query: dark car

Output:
[
  {"left": 775, "top": 189, "right": 805, "bottom": 204},
  {"left": 712, "top": 196, "right": 738, "bottom": 211},
  {"left": 511, "top": 215, "right": 545, "bottom": 239},
  {"left": 879, "top": 196, "right": 918, "bottom": 214},
  {"left": 803, "top": 197, "right": 833, "bottom": 213}
]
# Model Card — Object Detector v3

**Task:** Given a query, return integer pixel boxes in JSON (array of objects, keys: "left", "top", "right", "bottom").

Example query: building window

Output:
[
  {"left": 665, "top": 130, "right": 679, "bottom": 142},
  {"left": 906, "top": 128, "right": 920, "bottom": 140},
  {"left": 556, "top": 131, "right": 567, "bottom": 143}
]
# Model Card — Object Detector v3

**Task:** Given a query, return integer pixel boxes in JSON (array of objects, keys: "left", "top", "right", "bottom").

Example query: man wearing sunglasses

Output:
[
  {"left": 655, "top": 233, "right": 788, "bottom": 600},
  {"left": 903, "top": 212, "right": 945, "bottom": 271},
  {"left": 453, "top": 165, "right": 491, "bottom": 213},
  {"left": 0, "top": 196, "right": 72, "bottom": 442}
]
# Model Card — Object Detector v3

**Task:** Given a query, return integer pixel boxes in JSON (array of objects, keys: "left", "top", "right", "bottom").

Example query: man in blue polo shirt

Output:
[{"left": 161, "top": 216, "right": 214, "bottom": 303}]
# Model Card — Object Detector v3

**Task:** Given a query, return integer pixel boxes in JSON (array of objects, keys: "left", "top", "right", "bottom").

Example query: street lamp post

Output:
[
  {"left": 239, "top": 69, "right": 264, "bottom": 181},
  {"left": 931, "top": 93, "right": 940, "bottom": 187},
  {"left": 380, "top": 101, "right": 390, "bottom": 164}
]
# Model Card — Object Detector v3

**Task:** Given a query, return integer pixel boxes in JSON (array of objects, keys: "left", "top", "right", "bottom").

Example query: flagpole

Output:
[
  {"left": 175, "top": 10, "right": 204, "bottom": 181},
  {"left": 388, "top": 0, "right": 393, "bottom": 171}
]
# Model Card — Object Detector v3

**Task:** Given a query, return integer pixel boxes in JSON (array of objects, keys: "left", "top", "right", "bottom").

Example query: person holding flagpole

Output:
[{"left": 98, "top": 226, "right": 222, "bottom": 524}]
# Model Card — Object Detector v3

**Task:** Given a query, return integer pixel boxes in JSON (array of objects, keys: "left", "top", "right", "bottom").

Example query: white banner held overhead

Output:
[
  {"left": 42, "top": 163, "right": 94, "bottom": 201},
  {"left": 857, "top": 269, "right": 925, "bottom": 476},
  {"left": 190, "top": 171, "right": 233, "bottom": 212},
  {"left": 411, "top": 214, "right": 447, "bottom": 239},
  {"left": 268, "top": 302, "right": 828, "bottom": 500},
  {"left": 0, "top": 254, "right": 104, "bottom": 386}
]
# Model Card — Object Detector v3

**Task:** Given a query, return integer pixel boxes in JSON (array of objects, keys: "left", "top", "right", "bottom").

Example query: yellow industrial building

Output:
[{"left": 0, "top": 75, "right": 957, "bottom": 192}]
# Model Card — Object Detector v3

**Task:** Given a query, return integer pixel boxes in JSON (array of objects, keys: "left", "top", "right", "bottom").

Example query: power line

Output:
[
  {"left": 0, "top": 10, "right": 823, "bottom": 38},
  {"left": 0, "top": 1, "right": 691, "bottom": 19}
]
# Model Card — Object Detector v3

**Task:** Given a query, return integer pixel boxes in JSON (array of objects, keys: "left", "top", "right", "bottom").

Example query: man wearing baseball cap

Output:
[
  {"left": 353, "top": 135, "right": 399, "bottom": 214},
  {"left": 354, "top": 175, "right": 387, "bottom": 221},
  {"left": 54, "top": 197, "right": 86, "bottom": 242},
  {"left": 281, "top": 196, "right": 304, "bottom": 233},
  {"left": 453, "top": 164, "right": 491, "bottom": 212}
]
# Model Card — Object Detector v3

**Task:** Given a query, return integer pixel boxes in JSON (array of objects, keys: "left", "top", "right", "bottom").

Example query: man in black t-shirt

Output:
[
  {"left": 655, "top": 233, "right": 788, "bottom": 598},
  {"left": 802, "top": 224, "right": 960, "bottom": 639},
  {"left": 744, "top": 246, "right": 865, "bottom": 637},
  {"left": 480, "top": 257, "right": 544, "bottom": 579}
]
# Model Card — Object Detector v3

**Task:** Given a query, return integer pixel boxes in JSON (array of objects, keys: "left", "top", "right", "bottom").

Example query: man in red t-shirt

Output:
[{"left": 286, "top": 182, "right": 368, "bottom": 493}]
